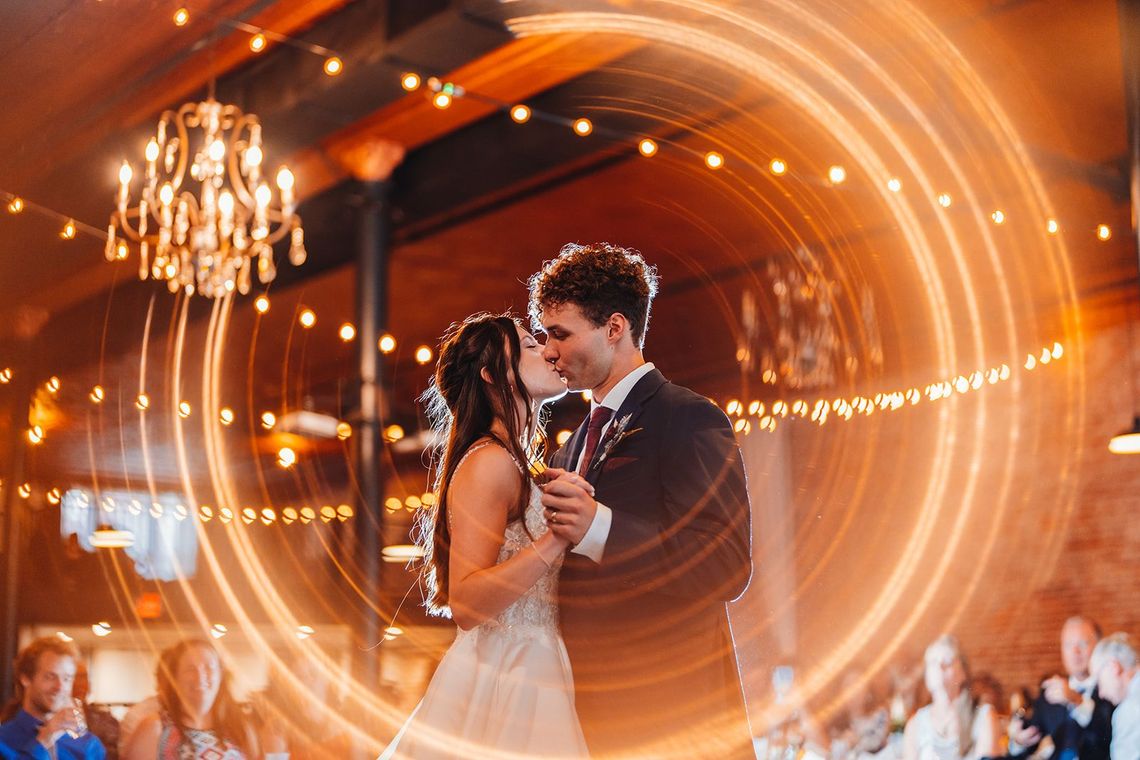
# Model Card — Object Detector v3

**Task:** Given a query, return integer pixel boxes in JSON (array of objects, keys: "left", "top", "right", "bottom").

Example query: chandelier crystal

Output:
[{"left": 108, "top": 98, "right": 306, "bottom": 297}]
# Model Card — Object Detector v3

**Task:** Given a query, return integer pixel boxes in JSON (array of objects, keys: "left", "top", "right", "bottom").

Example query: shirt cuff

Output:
[
  {"left": 1070, "top": 695, "right": 1094, "bottom": 727},
  {"left": 571, "top": 501, "right": 612, "bottom": 563}
]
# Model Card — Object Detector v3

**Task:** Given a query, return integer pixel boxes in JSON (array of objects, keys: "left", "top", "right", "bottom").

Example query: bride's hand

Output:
[
  {"left": 539, "top": 467, "right": 595, "bottom": 496},
  {"left": 539, "top": 468, "right": 597, "bottom": 544}
]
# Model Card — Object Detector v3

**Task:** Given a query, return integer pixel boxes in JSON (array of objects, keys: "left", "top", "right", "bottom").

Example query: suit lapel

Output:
[
  {"left": 552, "top": 417, "right": 589, "bottom": 471},
  {"left": 584, "top": 368, "right": 668, "bottom": 485}
]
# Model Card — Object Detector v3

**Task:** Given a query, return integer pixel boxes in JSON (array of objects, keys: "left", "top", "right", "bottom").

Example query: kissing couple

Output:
[{"left": 380, "top": 243, "right": 754, "bottom": 759}]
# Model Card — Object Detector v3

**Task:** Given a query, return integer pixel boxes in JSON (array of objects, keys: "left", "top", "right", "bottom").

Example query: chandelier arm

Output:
[
  {"left": 229, "top": 115, "right": 259, "bottom": 210},
  {"left": 170, "top": 106, "right": 193, "bottom": 193}
]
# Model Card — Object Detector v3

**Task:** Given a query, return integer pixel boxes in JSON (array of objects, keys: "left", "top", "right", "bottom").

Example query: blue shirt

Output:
[{"left": 0, "top": 709, "right": 105, "bottom": 760}]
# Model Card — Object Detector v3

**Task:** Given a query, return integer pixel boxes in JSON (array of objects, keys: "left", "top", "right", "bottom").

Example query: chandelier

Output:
[{"left": 107, "top": 98, "right": 306, "bottom": 298}]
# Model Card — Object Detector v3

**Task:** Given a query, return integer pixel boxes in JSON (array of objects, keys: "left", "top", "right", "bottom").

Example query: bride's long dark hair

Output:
[{"left": 416, "top": 313, "right": 537, "bottom": 617}]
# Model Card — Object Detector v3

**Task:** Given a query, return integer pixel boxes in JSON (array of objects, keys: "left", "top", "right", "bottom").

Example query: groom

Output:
[{"left": 530, "top": 243, "right": 754, "bottom": 758}]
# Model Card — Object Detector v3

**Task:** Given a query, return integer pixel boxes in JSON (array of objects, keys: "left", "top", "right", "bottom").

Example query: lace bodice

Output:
[{"left": 451, "top": 441, "right": 562, "bottom": 640}]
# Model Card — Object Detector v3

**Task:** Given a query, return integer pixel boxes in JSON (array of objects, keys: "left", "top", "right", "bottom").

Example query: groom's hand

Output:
[{"left": 540, "top": 468, "right": 596, "bottom": 544}]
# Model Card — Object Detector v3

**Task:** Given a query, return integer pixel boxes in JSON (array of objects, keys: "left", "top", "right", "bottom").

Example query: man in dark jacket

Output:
[
  {"left": 531, "top": 243, "right": 754, "bottom": 759},
  {"left": 1010, "top": 617, "right": 1114, "bottom": 760}
]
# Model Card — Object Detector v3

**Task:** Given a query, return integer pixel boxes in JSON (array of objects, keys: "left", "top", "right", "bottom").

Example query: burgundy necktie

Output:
[{"left": 578, "top": 406, "right": 615, "bottom": 476}]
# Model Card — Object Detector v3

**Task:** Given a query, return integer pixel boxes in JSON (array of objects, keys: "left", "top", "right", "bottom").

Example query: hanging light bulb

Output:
[
  {"left": 510, "top": 105, "right": 531, "bottom": 123},
  {"left": 638, "top": 138, "right": 658, "bottom": 157},
  {"left": 573, "top": 118, "right": 592, "bottom": 136},
  {"left": 401, "top": 72, "right": 421, "bottom": 91},
  {"left": 249, "top": 33, "right": 267, "bottom": 53},
  {"left": 323, "top": 56, "right": 343, "bottom": 76}
]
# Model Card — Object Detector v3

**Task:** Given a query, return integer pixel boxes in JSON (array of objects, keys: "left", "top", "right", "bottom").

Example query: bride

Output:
[{"left": 379, "top": 313, "right": 589, "bottom": 759}]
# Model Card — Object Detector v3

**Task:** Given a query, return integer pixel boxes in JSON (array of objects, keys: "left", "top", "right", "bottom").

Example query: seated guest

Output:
[
  {"left": 830, "top": 670, "right": 890, "bottom": 760},
  {"left": 1091, "top": 633, "right": 1139, "bottom": 760},
  {"left": 0, "top": 636, "right": 106, "bottom": 759},
  {"left": 903, "top": 634, "right": 1000, "bottom": 760},
  {"left": 1009, "top": 616, "right": 1113, "bottom": 760},
  {"left": 115, "top": 698, "right": 158, "bottom": 760},
  {"left": 74, "top": 662, "right": 120, "bottom": 760},
  {"left": 250, "top": 651, "right": 355, "bottom": 760},
  {"left": 122, "top": 639, "right": 257, "bottom": 760}
]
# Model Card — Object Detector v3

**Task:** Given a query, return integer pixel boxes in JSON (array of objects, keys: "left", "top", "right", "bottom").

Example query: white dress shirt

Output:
[
  {"left": 570, "top": 362, "right": 656, "bottom": 563},
  {"left": 1070, "top": 673, "right": 1097, "bottom": 727}
]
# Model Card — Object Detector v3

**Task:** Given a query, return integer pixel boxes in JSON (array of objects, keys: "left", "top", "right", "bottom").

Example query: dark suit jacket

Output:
[
  {"left": 1012, "top": 689, "right": 1113, "bottom": 760},
  {"left": 551, "top": 368, "right": 754, "bottom": 758}
]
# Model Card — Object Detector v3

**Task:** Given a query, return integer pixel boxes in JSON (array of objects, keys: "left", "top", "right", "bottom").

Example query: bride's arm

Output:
[{"left": 447, "top": 445, "right": 569, "bottom": 630}]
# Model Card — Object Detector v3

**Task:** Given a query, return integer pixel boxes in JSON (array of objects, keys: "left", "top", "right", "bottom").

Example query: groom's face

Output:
[{"left": 540, "top": 302, "right": 611, "bottom": 392}]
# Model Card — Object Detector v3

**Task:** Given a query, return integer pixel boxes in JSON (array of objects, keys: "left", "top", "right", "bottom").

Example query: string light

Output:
[
  {"left": 261, "top": 411, "right": 276, "bottom": 429},
  {"left": 323, "top": 56, "right": 343, "bottom": 76},
  {"left": 1097, "top": 224, "right": 1112, "bottom": 241},
  {"left": 135, "top": 393, "right": 149, "bottom": 411},
  {"left": 415, "top": 345, "right": 433, "bottom": 364},
  {"left": 827, "top": 165, "right": 847, "bottom": 184},
  {"left": 638, "top": 138, "right": 658, "bottom": 157},
  {"left": 432, "top": 92, "right": 452, "bottom": 109},
  {"left": 46, "top": 488, "right": 61, "bottom": 506},
  {"left": 178, "top": 401, "right": 192, "bottom": 418},
  {"left": 727, "top": 342, "right": 1064, "bottom": 434},
  {"left": 384, "top": 424, "right": 405, "bottom": 442},
  {"left": 0, "top": 368, "right": 10, "bottom": 383},
  {"left": 573, "top": 118, "right": 593, "bottom": 136},
  {"left": 249, "top": 33, "right": 267, "bottom": 53},
  {"left": 887, "top": 178, "right": 902, "bottom": 192},
  {"left": 219, "top": 407, "right": 235, "bottom": 425},
  {"left": 510, "top": 105, "right": 531, "bottom": 124},
  {"left": 401, "top": 72, "right": 421, "bottom": 91},
  {"left": 173, "top": 7, "right": 190, "bottom": 26},
  {"left": 7, "top": 197, "right": 23, "bottom": 214},
  {"left": 211, "top": 624, "right": 228, "bottom": 639},
  {"left": 254, "top": 295, "right": 270, "bottom": 314},
  {"left": 27, "top": 426, "right": 44, "bottom": 445},
  {"left": 769, "top": 158, "right": 787, "bottom": 175},
  {"left": 704, "top": 151, "right": 724, "bottom": 170},
  {"left": 336, "top": 422, "right": 352, "bottom": 440},
  {"left": 277, "top": 446, "right": 296, "bottom": 468},
  {"left": 59, "top": 219, "right": 77, "bottom": 240},
  {"left": 937, "top": 193, "right": 952, "bottom": 208},
  {"left": 378, "top": 334, "right": 396, "bottom": 353},
  {"left": 339, "top": 322, "right": 356, "bottom": 341},
  {"left": 17, "top": 483, "right": 31, "bottom": 499},
  {"left": 992, "top": 210, "right": 1006, "bottom": 224},
  {"left": 46, "top": 376, "right": 60, "bottom": 394},
  {"left": 298, "top": 308, "right": 316, "bottom": 328}
]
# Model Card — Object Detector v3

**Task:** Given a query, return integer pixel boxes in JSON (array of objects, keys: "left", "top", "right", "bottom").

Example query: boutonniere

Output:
[{"left": 593, "top": 414, "right": 642, "bottom": 469}]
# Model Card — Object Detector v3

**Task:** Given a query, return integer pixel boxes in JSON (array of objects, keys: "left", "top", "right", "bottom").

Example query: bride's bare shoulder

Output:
[{"left": 450, "top": 439, "right": 522, "bottom": 504}]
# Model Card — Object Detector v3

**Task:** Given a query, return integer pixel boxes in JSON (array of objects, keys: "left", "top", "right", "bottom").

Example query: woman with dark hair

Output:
[
  {"left": 379, "top": 312, "right": 587, "bottom": 758},
  {"left": 122, "top": 639, "right": 258, "bottom": 760}
]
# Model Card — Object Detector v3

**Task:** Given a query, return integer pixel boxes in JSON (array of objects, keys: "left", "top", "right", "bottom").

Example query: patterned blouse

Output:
[{"left": 157, "top": 720, "right": 246, "bottom": 760}]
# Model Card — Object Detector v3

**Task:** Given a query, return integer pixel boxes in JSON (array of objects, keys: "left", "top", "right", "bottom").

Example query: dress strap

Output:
[{"left": 454, "top": 437, "right": 526, "bottom": 476}]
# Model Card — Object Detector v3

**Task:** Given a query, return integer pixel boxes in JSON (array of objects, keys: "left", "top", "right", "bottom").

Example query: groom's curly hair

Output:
[{"left": 528, "top": 243, "right": 660, "bottom": 349}]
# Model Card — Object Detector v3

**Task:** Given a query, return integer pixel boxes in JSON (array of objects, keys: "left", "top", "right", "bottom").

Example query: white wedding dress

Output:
[{"left": 379, "top": 444, "right": 589, "bottom": 759}]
